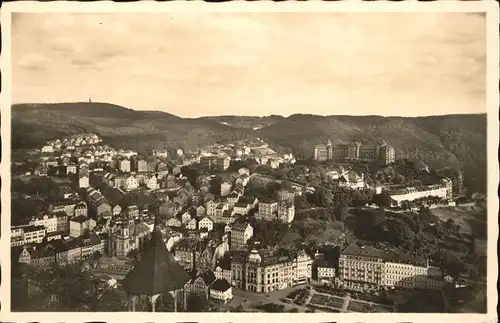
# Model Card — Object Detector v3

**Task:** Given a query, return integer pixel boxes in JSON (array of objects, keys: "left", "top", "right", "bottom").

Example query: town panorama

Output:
[{"left": 10, "top": 124, "right": 487, "bottom": 313}]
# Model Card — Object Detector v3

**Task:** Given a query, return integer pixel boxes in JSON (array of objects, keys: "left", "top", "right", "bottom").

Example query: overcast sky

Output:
[{"left": 12, "top": 12, "right": 486, "bottom": 117}]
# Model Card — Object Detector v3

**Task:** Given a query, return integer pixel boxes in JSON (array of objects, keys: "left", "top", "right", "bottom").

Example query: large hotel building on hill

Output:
[{"left": 313, "top": 141, "right": 395, "bottom": 165}]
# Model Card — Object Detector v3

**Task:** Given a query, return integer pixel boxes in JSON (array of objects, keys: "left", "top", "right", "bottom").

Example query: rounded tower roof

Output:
[{"left": 247, "top": 249, "right": 261, "bottom": 263}]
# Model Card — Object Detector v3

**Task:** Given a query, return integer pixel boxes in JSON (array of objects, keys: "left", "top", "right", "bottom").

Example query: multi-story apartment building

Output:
[
  {"left": 205, "top": 200, "right": 218, "bottom": 217},
  {"left": 146, "top": 158, "right": 159, "bottom": 173},
  {"left": 74, "top": 201, "right": 88, "bottom": 217},
  {"left": 379, "top": 145, "right": 396, "bottom": 165},
  {"left": 338, "top": 242, "right": 444, "bottom": 291},
  {"left": 227, "top": 222, "right": 253, "bottom": 251},
  {"left": 174, "top": 238, "right": 207, "bottom": 271},
  {"left": 277, "top": 202, "right": 295, "bottom": 223},
  {"left": 276, "top": 189, "right": 297, "bottom": 203},
  {"left": 198, "top": 216, "right": 214, "bottom": 232},
  {"left": 69, "top": 216, "right": 97, "bottom": 238},
  {"left": 338, "top": 243, "right": 387, "bottom": 290},
  {"left": 156, "top": 161, "right": 169, "bottom": 179},
  {"left": 313, "top": 140, "right": 333, "bottom": 161},
  {"left": 17, "top": 232, "right": 103, "bottom": 267},
  {"left": 87, "top": 187, "right": 112, "bottom": 216},
  {"left": 220, "top": 182, "right": 233, "bottom": 197},
  {"left": 294, "top": 250, "right": 313, "bottom": 284},
  {"left": 233, "top": 197, "right": 258, "bottom": 216},
  {"left": 210, "top": 279, "right": 233, "bottom": 303},
  {"left": 226, "top": 192, "right": 240, "bottom": 208},
  {"left": 123, "top": 175, "right": 139, "bottom": 191},
  {"left": 125, "top": 205, "right": 140, "bottom": 218},
  {"left": 112, "top": 204, "right": 122, "bottom": 217},
  {"left": 18, "top": 244, "right": 57, "bottom": 268},
  {"left": 134, "top": 157, "right": 148, "bottom": 173},
  {"left": 255, "top": 199, "right": 278, "bottom": 221},
  {"left": 231, "top": 249, "right": 313, "bottom": 293},
  {"left": 184, "top": 270, "right": 217, "bottom": 300},
  {"left": 66, "top": 163, "right": 77, "bottom": 175},
  {"left": 29, "top": 211, "right": 60, "bottom": 234},
  {"left": 117, "top": 157, "right": 131, "bottom": 173},
  {"left": 55, "top": 212, "right": 69, "bottom": 234},
  {"left": 196, "top": 205, "right": 206, "bottom": 218},
  {"left": 317, "top": 258, "right": 336, "bottom": 282},
  {"left": 145, "top": 174, "right": 159, "bottom": 190},
  {"left": 78, "top": 172, "right": 90, "bottom": 189},
  {"left": 200, "top": 155, "right": 231, "bottom": 172},
  {"left": 185, "top": 218, "right": 197, "bottom": 230},
  {"left": 181, "top": 212, "right": 192, "bottom": 225},
  {"left": 11, "top": 225, "right": 47, "bottom": 247},
  {"left": 214, "top": 203, "right": 229, "bottom": 222},
  {"left": 441, "top": 178, "right": 453, "bottom": 199},
  {"left": 214, "top": 256, "right": 232, "bottom": 283}
]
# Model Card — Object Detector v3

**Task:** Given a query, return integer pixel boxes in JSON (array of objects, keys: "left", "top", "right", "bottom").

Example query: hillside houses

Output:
[{"left": 41, "top": 134, "right": 102, "bottom": 153}]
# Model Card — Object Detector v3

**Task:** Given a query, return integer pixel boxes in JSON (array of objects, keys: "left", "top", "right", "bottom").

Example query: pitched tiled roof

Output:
[
  {"left": 199, "top": 270, "right": 216, "bottom": 285},
  {"left": 71, "top": 215, "right": 89, "bottom": 223},
  {"left": 210, "top": 278, "right": 231, "bottom": 292},
  {"left": 229, "top": 222, "right": 249, "bottom": 232}
]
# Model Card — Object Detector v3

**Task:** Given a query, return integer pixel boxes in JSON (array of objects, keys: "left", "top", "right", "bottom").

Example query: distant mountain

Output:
[
  {"left": 11, "top": 102, "right": 252, "bottom": 153},
  {"left": 12, "top": 103, "right": 486, "bottom": 193}
]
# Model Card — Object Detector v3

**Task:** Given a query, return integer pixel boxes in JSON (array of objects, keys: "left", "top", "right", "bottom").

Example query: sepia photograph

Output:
[{"left": 1, "top": 2, "right": 498, "bottom": 322}]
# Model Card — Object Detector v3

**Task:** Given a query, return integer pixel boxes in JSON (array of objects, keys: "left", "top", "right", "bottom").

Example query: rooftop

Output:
[
  {"left": 71, "top": 215, "right": 89, "bottom": 223},
  {"left": 341, "top": 241, "right": 427, "bottom": 267},
  {"left": 210, "top": 278, "right": 231, "bottom": 292}
]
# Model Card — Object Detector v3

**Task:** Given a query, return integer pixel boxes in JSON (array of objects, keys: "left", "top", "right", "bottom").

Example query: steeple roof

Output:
[{"left": 122, "top": 218, "right": 190, "bottom": 296}]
